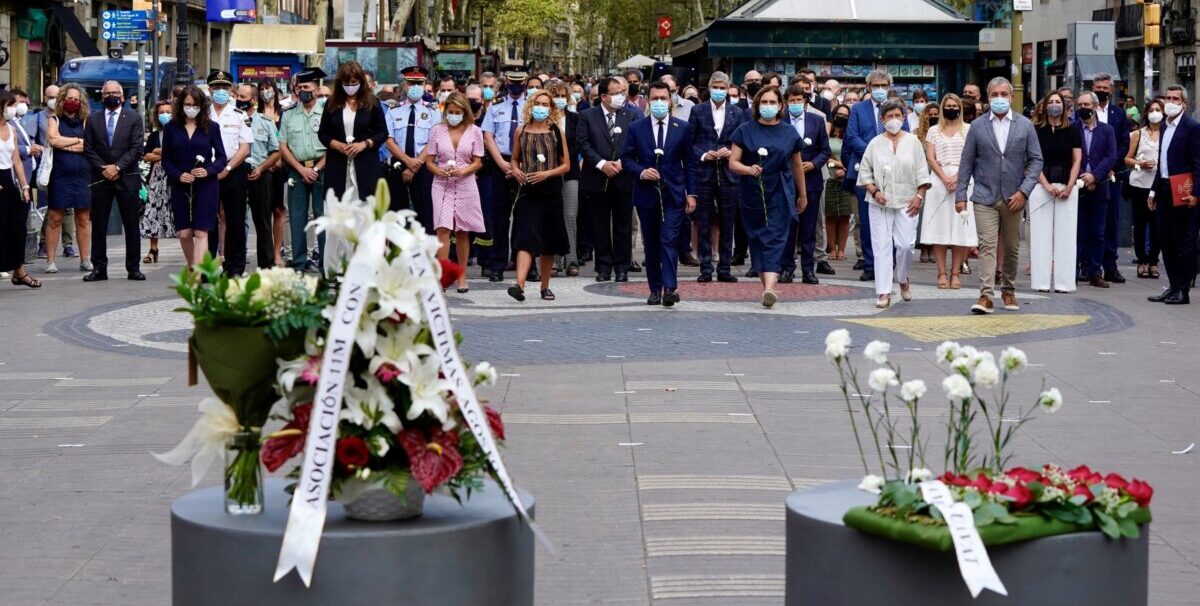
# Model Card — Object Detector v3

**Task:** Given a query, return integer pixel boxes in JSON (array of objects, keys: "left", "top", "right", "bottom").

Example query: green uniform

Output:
[{"left": 281, "top": 103, "right": 327, "bottom": 268}]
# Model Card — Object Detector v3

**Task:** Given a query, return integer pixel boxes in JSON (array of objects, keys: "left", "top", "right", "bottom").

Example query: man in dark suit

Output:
[
  {"left": 796, "top": 68, "right": 831, "bottom": 117},
  {"left": 784, "top": 84, "right": 831, "bottom": 284},
  {"left": 82, "top": 79, "right": 145, "bottom": 281},
  {"left": 1072, "top": 91, "right": 1119, "bottom": 288},
  {"left": 844, "top": 69, "right": 909, "bottom": 282},
  {"left": 688, "top": 71, "right": 745, "bottom": 283},
  {"left": 1091, "top": 73, "right": 1130, "bottom": 283},
  {"left": 1149, "top": 85, "right": 1200, "bottom": 304},
  {"left": 578, "top": 76, "right": 641, "bottom": 281},
  {"left": 621, "top": 81, "right": 698, "bottom": 306}
]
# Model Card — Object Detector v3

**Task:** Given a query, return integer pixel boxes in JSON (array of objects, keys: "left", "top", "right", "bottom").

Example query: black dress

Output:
[
  {"left": 511, "top": 125, "right": 569, "bottom": 256},
  {"left": 317, "top": 100, "right": 388, "bottom": 201}
]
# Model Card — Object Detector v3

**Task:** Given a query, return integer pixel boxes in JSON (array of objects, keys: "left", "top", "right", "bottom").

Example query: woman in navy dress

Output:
[
  {"left": 729, "top": 85, "right": 809, "bottom": 308},
  {"left": 161, "top": 86, "right": 227, "bottom": 266},
  {"left": 44, "top": 84, "right": 93, "bottom": 274}
]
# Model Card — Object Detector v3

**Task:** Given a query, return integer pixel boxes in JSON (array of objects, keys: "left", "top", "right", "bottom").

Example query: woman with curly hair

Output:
[{"left": 161, "top": 86, "right": 228, "bottom": 265}]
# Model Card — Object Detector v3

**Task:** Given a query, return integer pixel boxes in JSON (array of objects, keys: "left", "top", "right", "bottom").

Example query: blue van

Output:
[{"left": 57, "top": 56, "right": 185, "bottom": 111}]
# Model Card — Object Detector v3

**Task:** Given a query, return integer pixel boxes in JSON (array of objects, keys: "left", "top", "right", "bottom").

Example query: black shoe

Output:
[
  {"left": 615, "top": 272, "right": 629, "bottom": 282},
  {"left": 1104, "top": 270, "right": 1127, "bottom": 284},
  {"left": 1164, "top": 291, "right": 1190, "bottom": 305},
  {"left": 595, "top": 272, "right": 611, "bottom": 282},
  {"left": 506, "top": 285, "right": 526, "bottom": 301},
  {"left": 629, "top": 260, "right": 642, "bottom": 273},
  {"left": 745, "top": 268, "right": 759, "bottom": 278},
  {"left": 680, "top": 253, "right": 700, "bottom": 267},
  {"left": 647, "top": 292, "right": 662, "bottom": 305},
  {"left": 731, "top": 255, "right": 745, "bottom": 266},
  {"left": 816, "top": 261, "right": 836, "bottom": 275},
  {"left": 82, "top": 271, "right": 108, "bottom": 282},
  {"left": 802, "top": 272, "right": 819, "bottom": 285},
  {"left": 1076, "top": 272, "right": 1087, "bottom": 283},
  {"left": 717, "top": 273, "right": 738, "bottom": 283},
  {"left": 1148, "top": 289, "right": 1176, "bottom": 302},
  {"left": 662, "top": 289, "right": 680, "bottom": 307},
  {"left": 778, "top": 270, "right": 795, "bottom": 284},
  {"left": 480, "top": 267, "right": 494, "bottom": 279},
  {"left": 488, "top": 272, "right": 505, "bottom": 282},
  {"left": 697, "top": 274, "right": 713, "bottom": 283},
  {"left": 860, "top": 270, "right": 874, "bottom": 282},
  {"left": 127, "top": 271, "right": 146, "bottom": 281},
  {"left": 853, "top": 260, "right": 865, "bottom": 271}
]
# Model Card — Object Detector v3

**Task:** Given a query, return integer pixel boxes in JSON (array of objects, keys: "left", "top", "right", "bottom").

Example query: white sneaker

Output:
[
  {"left": 80, "top": 260, "right": 94, "bottom": 272},
  {"left": 45, "top": 262, "right": 58, "bottom": 274}
]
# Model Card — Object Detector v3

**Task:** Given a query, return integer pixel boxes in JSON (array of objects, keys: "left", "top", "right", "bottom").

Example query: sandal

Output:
[
  {"left": 875, "top": 294, "right": 891, "bottom": 309},
  {"left": 142, "top": 248, "right": 159, "bottom": 264},
  {"left": 11, "top": 271, "right": 41, "bottom": 288},
  {"left": 506, "top": 285, "right": 525, "bottom": 302},
  {"left": 960, "top": 261, "right": 972, "bottom": 275},
  {"left": 900, "top": 282, "right": 912, "bottom": 302},
  {"left": 540, "top": 288, "right": 556, "bottom": 301},
  {"left": 937, "top": 272, "right": 949, "bottom": 289},
  {"left": 456, "top": 286, "right": 469, "bottom": 294},
  {"left": 1149, "top": 266, "right": 1160, "bottom": 279},
  {"left": 950, "top": 272, "right": 962, "bottom": 290},
  {"left": 1137, "top": 264, "right": 1151, "bottom": 279},
  {"left": 566, "top": 264, "right": 580, "bottom": 277}
]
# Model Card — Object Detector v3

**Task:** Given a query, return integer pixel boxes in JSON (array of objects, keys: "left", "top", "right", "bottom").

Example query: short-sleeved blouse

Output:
[
  {"left": 925, "top": 123, "right": 970, "bottom": 168},
  {"left": 1035, "top": 123, "right": 1082, "bottom": 185}
]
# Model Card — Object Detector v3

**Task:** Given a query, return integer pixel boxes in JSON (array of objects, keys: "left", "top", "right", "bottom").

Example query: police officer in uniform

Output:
[
  {"left": 384, "top": 66, "right": 440, "bottom": 228},
  {"left": 206, "top": 70, "right": 254, "bottom": 276},
  {"left": 479, "top": 65, "right": 529, "bottom": 282},
  {"left": 279, "top": 67, "right": 328, "bottom": 271}
]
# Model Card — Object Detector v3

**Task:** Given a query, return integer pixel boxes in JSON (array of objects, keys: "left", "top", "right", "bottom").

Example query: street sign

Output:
[
  {"left": 1013, "top": 0, "right": 1033, "bottom": 10},
  {"left": 101, "top": 10, "right": 153, "bottom": 43}
]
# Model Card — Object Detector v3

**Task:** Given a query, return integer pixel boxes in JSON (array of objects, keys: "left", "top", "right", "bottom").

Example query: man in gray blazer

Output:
[{"left": 955, "top": 77, "right": 1043, "bottom": 314}]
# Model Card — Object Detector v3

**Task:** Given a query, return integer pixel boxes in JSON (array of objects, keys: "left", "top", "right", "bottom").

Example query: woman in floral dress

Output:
[
  {"left": 139, "top": 100, "right": 176, "bottom": 261},
  {"left": 422, "top": 92, "right": 485, "bottom": 292}
]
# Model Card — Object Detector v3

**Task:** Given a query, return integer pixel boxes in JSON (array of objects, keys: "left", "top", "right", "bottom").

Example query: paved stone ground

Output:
[{"left": 0, "top": 239, "right": 1197, "bottom": 605}]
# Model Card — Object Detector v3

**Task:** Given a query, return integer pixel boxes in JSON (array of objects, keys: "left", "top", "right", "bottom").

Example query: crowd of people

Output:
[{"left": 2, "top": 62, "right": 1198, "bottom": 308}]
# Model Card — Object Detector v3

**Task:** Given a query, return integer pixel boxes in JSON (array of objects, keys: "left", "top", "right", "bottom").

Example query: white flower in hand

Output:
[
  {"left": 827, "top": 161, "right": 837, "bottom": 168},
  {"left": 824, "top": 329, "right": 851, "bottom": 361},
  {"left": 900, "top": 379, "right": 927, "bottom": 403},
  {"left": 446, "top": 159, "right": 457, "bottom": 168},
  {"left": 392, "top": 161, "right": 404, "bottom": 170},
  {"left": 883, "top": 165, "right": 892, "bottom": 173},
  {"left": 863, "top": 340, "right": 890, "bottom": 364},
  {"left": 942, "top": 374, "right": 973, "bottom": 400},
  {"left": 1039, "top": 387, "right": 1064, "bottom": 413},
  {"left": 287, "top": 177, "right": 296, "bottom": 187},
  {"left": 868, "top": 367, "right": 898, "bottom": 392},
  {"left": 654, "top": 148, "right": 664, "bottom": 157},
  {"left": 757, "top": 147, "right": 768, "bottom": 157},
  {"left": 1076, "top": 178, "right": 1085, "bottom": 190},
  {"left": 347, "top": 135, "right": 356, "bottom": 144},
  {"left": 194, "top": 154, "right": 204, "bottom": 164},
  {"left": 803, "top": 137, "right": 812, "bottom": 146},
  {"left": 858, "top": 474, "right": 885, "bottom": 494},
  {"left": 536, "top": 153, "right": 546, "bottom": 163}
]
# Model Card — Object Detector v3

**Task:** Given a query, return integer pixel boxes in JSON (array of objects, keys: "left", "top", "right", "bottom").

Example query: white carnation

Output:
[
  {"left": 942, "top": 374, "right": 973, "bottom": 400},
  {"left": 1000, "top": 347, "right": 1028, "bottom": 373},
  {"left": 868, "top": 368, "right": 898, "bottom": 392},
  {"left": 863, "top": 340, "right": 890, "bottom": 365},
  {"left": 1039, "top": 387, "right": 1064, "bottom": 413},
  {"left": 973, "top": 358, "right": 1000, "bottom": 388},
  {"left": 473, "top": 361, "right": 498, "bottom": 387},
  {"left": 935, "top": 341, "right": 961, "bottom": 364},
  {"left": 858, "top": 474, "right": 885, "bottom": 494},
  {"left": 824, "top": 329, "right": 851, "bottom": 361},
  {"left": 370, "top": 435, "right": 390, "bottom": 457},
  {"left": 757, "top": 147, "right": 768, "bottom": 156},
  {"left": 906, "top": 467, "right": 935, "bottom": 484},
  {"left": 900, "top": 379, "right": 927, "bottom": 403}
]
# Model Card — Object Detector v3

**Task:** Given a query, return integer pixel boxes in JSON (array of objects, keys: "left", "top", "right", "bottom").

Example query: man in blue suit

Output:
[
  {"left": 1148, "top": 85, "right": 1200, "bottom": 305},
  {"left": 1072, "top": 92, "right": 1119, "bottom": 288},
  {"left": 783, "top": 84, "right": 831, "bottom": 284},
  {"left": 622, "top": 81, "right": 699, "bottom": 307},
  {"left": 844, "top": 69, "right": 908, "bottom": 282},
  {"left": 1091, "top": 74, "right": 1130, "bottom": 283},
  {"left": 688, "top": 71, "right": 746, "bottom": 282}
]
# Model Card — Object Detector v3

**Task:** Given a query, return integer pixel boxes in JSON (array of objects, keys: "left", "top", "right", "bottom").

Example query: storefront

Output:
[
  {"left": 671, "top": 0, "right": 984, "bottom": 99},
  {"left": 229, "top": 24, "right": 324, "bottom": 89}
]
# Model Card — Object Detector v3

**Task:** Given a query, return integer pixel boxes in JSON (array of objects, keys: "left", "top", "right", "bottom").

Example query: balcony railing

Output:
[{"left": 1092, "top": 5, "right": 1145, "bottom": 39}]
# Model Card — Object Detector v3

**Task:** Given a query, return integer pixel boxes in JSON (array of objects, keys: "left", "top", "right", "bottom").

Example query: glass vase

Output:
[{"left": 224, "top": 430, "right": 264, "bottom": 515}]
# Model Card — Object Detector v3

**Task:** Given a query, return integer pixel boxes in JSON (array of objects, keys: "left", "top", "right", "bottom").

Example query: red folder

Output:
[{"left": 1170, "top": 173, "right": 1194, "bottom": 207}]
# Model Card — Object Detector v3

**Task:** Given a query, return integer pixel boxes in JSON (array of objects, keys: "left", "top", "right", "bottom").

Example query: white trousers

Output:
[
  {"left": 868, "top": 203, "right": 918, "bottom": 296},
  {"left": 1028, "top": 184, "right": 1078, "bottom": 292}
]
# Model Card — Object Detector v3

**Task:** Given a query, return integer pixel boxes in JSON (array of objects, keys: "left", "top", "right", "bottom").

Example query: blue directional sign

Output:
[{"left": 101, "top": 10, "right": 153, "bottom": 43}]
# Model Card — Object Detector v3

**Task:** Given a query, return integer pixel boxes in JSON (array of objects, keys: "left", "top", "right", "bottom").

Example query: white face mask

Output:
[
  {"left": 46, "top": 98, "right": 57, "bottom": 110},
  {"left": 15, "top": 102, "right": 28, "bottom": 117},
  {"left": 884, "top": 118, "right": 903, "bottom": 134},
  {"left": 1165, "top": 102, "right": 1184, "bottom": 118},
  {"left": 183, "top": 106, "right": 201, "bottom": 119},
  {"left": 437, "top": 91, "right": 450, "bottom": 102},
  {"left": 261, "top": 89, "right": 275, "bottom": 101},
  {"left": 822, "top": 90, "right": 835, "bottom": 101},
  {"left": 342, "top": 83, "right": 361, "bottom": 96},
  {"left": 609, "top": 94, "right": 626, "bottom": 108},
  {"left": 3, "top": 107, "right": 15, "bottom": 121},
  {"left": 1148, "top": 111, "right": 1164, "bottom": 124}
]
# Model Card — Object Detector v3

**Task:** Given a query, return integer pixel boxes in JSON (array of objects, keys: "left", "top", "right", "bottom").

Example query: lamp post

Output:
[{"left": 175, "top": 0, "right": 189, "bottom": 85}]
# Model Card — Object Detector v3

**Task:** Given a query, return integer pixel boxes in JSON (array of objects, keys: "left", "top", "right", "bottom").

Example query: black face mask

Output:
[
  {"left": 832, "top": 115, "right": 849, "bottom": 128},
  {"left": 235, "top": 100, "right": 253, "bottom": 111},
  {"left": 129, "top": 102, "right": 138, "bottom": 109},
  {"left": 102, "top": 95, "right": 122, "bottom": 109},
  {"left": 687, "top": 96, "right": 700, "bottom": 105},
  {"left": 1076, "top": 108, "right": 1094, "bottom": 121},
  {"left": 943, "top": 108, "right": 961, "bottom": 120},
  {"left": 1094, "top": 91, "right": 1110, "bottom": 104},
  {"left": 745, "top": 82, "right": 762, "bottom": 97},
  {"left": 468, "top": 99, "right": 484, "bottom": 114},
  {"left": 297, "top": 90, "right": 314, "bottom": 104},
  {"left": 928, "top": 117, "right": 939, "bottom": 127}
]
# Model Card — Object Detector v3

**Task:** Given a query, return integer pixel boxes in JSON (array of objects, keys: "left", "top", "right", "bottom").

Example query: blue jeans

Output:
[{"left": 287, "top": 168, "right": 325, "bottom": 268}]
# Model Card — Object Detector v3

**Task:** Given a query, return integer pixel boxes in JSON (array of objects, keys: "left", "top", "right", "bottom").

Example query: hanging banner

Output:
[
  {"left": 207, "top": 0, "right": 256, "bottom": 23},
  {"left": 919, "top": 481, "right": 1008, "bottom": 599}
]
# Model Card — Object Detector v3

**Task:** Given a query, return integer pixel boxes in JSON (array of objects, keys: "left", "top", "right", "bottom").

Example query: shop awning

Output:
[
  {"left": 1074, "top": 55, "right": 1123, "bottom": 81},
  {"left": 229, "top": 24, "right": 324, "bottom": 55}
]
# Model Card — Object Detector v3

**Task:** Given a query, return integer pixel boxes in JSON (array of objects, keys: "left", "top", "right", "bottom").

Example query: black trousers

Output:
[
  {"left": 733, "top": 204, "right": 749, "bottom": 260},
  {"left": 1155, "top": 180, "right": 1200, "bottom": 293},
  {"left": 90, "top": 181, "right": 141, "bottom": 275},
  {"left": 694, "top": 177, "right": 738, "bottom": 276},
  {"left": 1128, "top": 186, "right": 1159, "bottom": 265},
  {"left": 584, "top": 187, "right": 632, "bottom": 273},
  {"left": 247, "top": 170, "right": 275, "bottom": 269},
  {"left": 208, "top": 165, "right": 249, "bottom": 275},
  {"left": 387, "top": 163, "right": 435, "bottom": 233},
  {"left": 477, "top": 160, "right": 513, "bottom": 274}
]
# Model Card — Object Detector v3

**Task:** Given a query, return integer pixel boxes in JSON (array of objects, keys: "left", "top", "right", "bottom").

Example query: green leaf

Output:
[
  {"left": 1117, "top": 501, "right": 1138, "bottom": 518},
  {"left": 1090, "top": 484, "right": 1106, "bottom": 498},
  {"left": 1075, "top": 507, "right": 1093, "bottom": 526},
  {"left": 1095, "top": 510, "right": 1120, "bottom": 539},
  {"left": 963, "top": 490, "right": 983, "bottom": 510},
  {"left": 1069, "top": 494, "right": 1088, "bottom": 506},
  {"left": 973, "top": 507, "right": 995, "bottom": 527},
  {"left": 1118, "top": 517, "right": 1140, "bottom": 539}
]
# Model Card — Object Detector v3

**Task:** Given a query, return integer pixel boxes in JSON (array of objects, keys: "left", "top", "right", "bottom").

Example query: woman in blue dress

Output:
[
  {"left": 161, "top": 86, "right": 227, "bottom": 266},
  {"left": 729, "top": 85, "right": 809, "bottom": 308},
  {"left": 44, "top": 84, "right": 93, "bottom": 275}
]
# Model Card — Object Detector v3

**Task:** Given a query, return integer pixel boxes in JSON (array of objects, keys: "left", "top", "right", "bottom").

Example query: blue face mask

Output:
[
  {"left": 407, "top": 85, "right": 423, "bottom": 101},
  {"left": 759, "top": 104, "right": 780, "bottom": 120},
  {"left": 788, "top": 103, "right": 805, "bottom": 117},
  {"left": 649, "top": 99, "right": 670, "bottom": 119},
  {"left": 553, "top": 97, "right": 568, "bottom": 109},
  {"left": 482, "top": 87, "right": 495, "bottom": 101},
  {"left": 158, "top": 113, "right": 171, "bottom": 126},
  {"left": 990, "top": 97, "right": 1011, "bottom": 115},
  {"left": 871, "top": 88, "right": 888, "bottom": 104},
  {"left": 710, "top": 89, "right": 727, "bottom": 103},
  {"left": 531, "top": 106, "right": 550, "bottom": 121},
  {"left": 446, "top": 113, "right": 464, "bottom": 126},
  {"left": 212, "top": 89, "right": 231, "bottom": 105}
]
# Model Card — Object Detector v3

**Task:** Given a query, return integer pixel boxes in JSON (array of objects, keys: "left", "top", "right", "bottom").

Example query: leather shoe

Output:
[
  {"left": 802, "top": 272, "right": 819, "bottom": 285},
  {"left": 489, "top": 273, "right": 505, "bottom": 283},
  {"left": 1164, "top": 291, "right": 1190, "bottom": 305},
  {"left": 745, "top": 268, "right": 759, "bottom": 278},
  {"left": 1104, "top": 270, "right": 1127, "bottom": 284},
  {"left": 82, "top": 271, "right": 108, "bottom": 282},
  {"left": 628, "top": 260, "right": 642, "bottom": 272},
  {"left": 595, "top": 272, "right": 611, "bottom": 282},
  {"left": 778, "top": 270, "right": 795, "bottom": 283},
  {"left": 662, "top": 289, "right": 680, "bottom": 307},
  {"left": 853, "top": 260, "right": 865, "bottom": 271},
  {"left": 480, "top": 267, "right": 494, "bottom": 279},
  {"left": 127, "top": 271, "right": 146, "bottom": 281},
  {"left": 647, "top": 292, "right": 662, "bottom": 305},
  {"left": 1148, "top": 289, "right": 1176, "bottom": 302},
  {"left": 717, "top": 273, "right": 738, "bottom": 283},
  {"left": 615, "top": 272, "right": 629, "bottom": 282},
  {"left": 1088, "top": 276, "right": 1110, "bottom": 288},
  {"left": 680, "top": 253, "right": 700, "bottom": 267},
  {"left": 860, "top": 270, "right": 874, "bottom": 282},
  {"left": 816, "top": 261, "right": 836, "bottom": 275},
  {"left": 697, "top": 274, "right": 713, "bottom": 283}
]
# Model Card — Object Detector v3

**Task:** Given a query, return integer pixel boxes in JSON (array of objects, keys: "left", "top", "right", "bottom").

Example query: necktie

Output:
[
  {"left": 607, "top": 111, "right": 615, "bottom": 132},
  {"left": 405, "top": 105, "right": 416, "bottom": 157},
  {"left": 875, "top": 105, "right": 885, "bottom": 136},
  {"left": 656, "top": 120, "right": 665, "bottom": 150},
  {"left": 509, "top": 100, "right": 519, "bottom": 149},
  {"left": 106, "top": 111, "right": 117, "bottom": 146}
]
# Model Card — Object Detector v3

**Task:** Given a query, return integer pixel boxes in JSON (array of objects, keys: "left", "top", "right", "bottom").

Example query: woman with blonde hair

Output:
[
  {"left": 423, "top": 91, "right": 485, "bottom": 292},
  {"left": 1028, "top": 90, "right": 1082, "bottom": 293},
  {"left": 919, "top": 93, "right": 976, "bottom": 289},
  {"left": 44, "top": 84, "right": 92, "bottom": 274}
]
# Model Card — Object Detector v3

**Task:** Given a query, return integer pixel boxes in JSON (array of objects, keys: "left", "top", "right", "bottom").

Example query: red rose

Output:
[
  {"left": 335, "top": 436, "right": 370, "bottom": 470},
  {"left": 985, "top": 481, "right": 1009, "bottom": 495},
  {"left": 485, "top": 405, "right": 505, "bottom": 441},
  {"left": 1002, "top": 482, "right": 1034, "bottom": 509},
  {"left": 1066, "top": 465, "right": 1094, "bottom": 483},
  {"left": 940, "top": 472, "right": 970, "bottom": 487},
  {"left": 1071, "top": 484, "right": 1094, "bottom": 503},
  {"left": 1103, "top": 473, "right": 1129, "bottom": 491},
  {"left": 398, "top": 427, "right": 464, "bottom": 493},
  {"left": 1125, "top": 479, "right": 1154, "bottom": 507},
  {"left": 439, "top": 259, "right": 462, "bottom": 289},
  {"left": 1006, "top": 466, "right": 1044, "bottom": 484},
  {"left": 969, "top": 473, "right": 993, "bottom": 493},
  {"left": 261, "top": 403, "right": 313, "bottom": 473}
]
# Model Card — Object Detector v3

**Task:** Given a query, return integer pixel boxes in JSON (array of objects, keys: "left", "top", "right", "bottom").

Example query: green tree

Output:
[{"left": 493, "top": 0, "right": 565, "bottom": 41}]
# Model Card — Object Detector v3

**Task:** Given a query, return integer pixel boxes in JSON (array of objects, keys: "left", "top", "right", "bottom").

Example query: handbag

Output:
[{"left": 36, "top": 144, "right": 52, "bottom": 189}]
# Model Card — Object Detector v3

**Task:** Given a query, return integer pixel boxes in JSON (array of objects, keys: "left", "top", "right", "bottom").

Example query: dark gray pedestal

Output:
[
  {"left": 785, "top": 480, "right": 1148, "bottom": 605},
  {"left": 172, "top": 479, "right": 535, "bottom": 605}
]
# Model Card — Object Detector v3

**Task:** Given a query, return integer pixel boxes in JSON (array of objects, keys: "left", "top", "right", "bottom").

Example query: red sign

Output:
[
  {"left": 657, "top": 16, "right": 672, "bottom": 39},
  {"left": 238, "top": 65, "right": 293, "bottom": 81}
]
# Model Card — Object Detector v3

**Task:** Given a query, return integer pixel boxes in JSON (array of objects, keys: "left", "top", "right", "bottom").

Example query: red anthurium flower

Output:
[
  {"left": 1005, "top": 467, "right": 1044, "bottom": 484},
  {"left": 485, "top": 406, "right": 505, "bottom": 441},
  {"left": 1071, "top": 484, "right": 1094, "bottom": 503},
  {"left": 375, "top": 363, "right": 403, "bottom": 383},
  {"left": 261, "top": 403, "right": 312, "bottom": 472},
  {"left": 1125, "top": 479, "right": 1153, "bottom": 507},
  {"left": 1002, "top": 482, "right": 1034, "bottom": 509},
  {"left": 335, "top": 436, "right": 370, "bottom": 470},
  {"left": 439, "top": 259, "right": 462, "bottom": 289},
  {"left": 1104, "top": 473, "right": 1129, "bottom": 491},
  {"left": 398, "top": 428, "right": 464, "bottom": 493},
  {"left": 940, "top": 472, "right": 970, "bottom": 487}
]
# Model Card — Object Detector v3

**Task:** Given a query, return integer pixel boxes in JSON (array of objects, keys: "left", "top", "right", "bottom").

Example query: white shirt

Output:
[
  {"left": 711, "top": 100, "right": 726, "bottom": 135},
  {"left": 791, "top": 112, "right": 806, "bottom": 140},
  {"left": 210, "top": 103, "right": 253, "bottom": 164},
  {"left": 989, "top": 111, "right": 1014, "bottom": 154},
  {"left": 652, "top": 117, "right": 670, "bottom": 151},
  {"left": 1097, "top": 103, "right": 1109, "bottom": 124},
  {"left": 1161, "top": 114, "right": 1182, "bottom": 179}
]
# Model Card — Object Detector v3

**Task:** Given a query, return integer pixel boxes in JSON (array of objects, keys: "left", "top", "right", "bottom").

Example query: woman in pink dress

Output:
[{"left": 423, "top": 92, "right": 486, "bottom": 292}]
